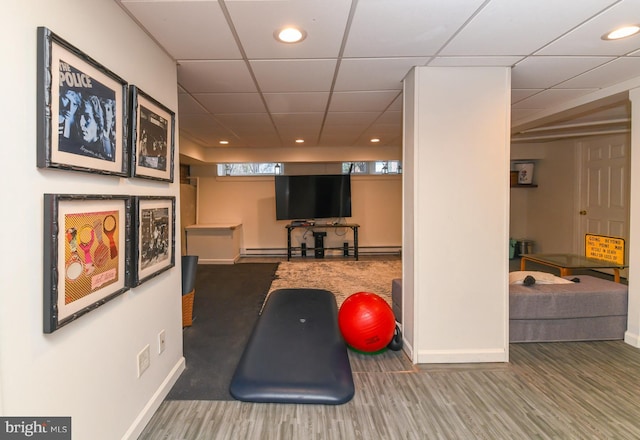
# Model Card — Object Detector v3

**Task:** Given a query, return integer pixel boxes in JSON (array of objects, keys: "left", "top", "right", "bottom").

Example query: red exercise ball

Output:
[{"left": 338, "top": 292, "right": 396, "bottom": 353}]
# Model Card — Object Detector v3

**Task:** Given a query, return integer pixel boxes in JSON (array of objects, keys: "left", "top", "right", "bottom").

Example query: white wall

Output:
[
  {"left": 510, "top": 141, "right": 577, "bottom": 253},
  {"left": 404, "top": 66, "right": 510, "bottom": 363},
  {"left": 189, "top": 166, "right": 402, "bottom": 255},
  {"left": 0, "top": 2, "right": 183, "bottom": 439}
]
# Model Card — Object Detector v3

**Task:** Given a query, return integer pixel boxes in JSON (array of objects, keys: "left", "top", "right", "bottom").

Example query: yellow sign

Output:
[{"left": 585, "top": 234, "right": 625, "bottom": 265}]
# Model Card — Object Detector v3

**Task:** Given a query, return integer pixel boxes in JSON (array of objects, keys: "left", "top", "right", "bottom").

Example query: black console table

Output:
[{"left": 286, "top": 223, "right": 360, "bottom": 261}]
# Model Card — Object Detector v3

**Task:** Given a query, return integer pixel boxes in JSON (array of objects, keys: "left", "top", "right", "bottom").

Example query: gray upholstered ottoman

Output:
[{"left": 510, "top": 275, "right": 628, "bottom": 343}]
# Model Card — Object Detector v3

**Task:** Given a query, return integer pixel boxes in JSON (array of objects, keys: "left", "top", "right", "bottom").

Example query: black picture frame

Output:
[
  {"left": 36, "top": 27, "right": 128, "bottom": 177},
  {"left": 129, "top": 86, "right": 175, "bottom": 182},
  {"left": 43, "top": 194, "right": 132, "bottom": 333},
  {"left": 132, "top": 196, "right": 176, "bottom": 286}
]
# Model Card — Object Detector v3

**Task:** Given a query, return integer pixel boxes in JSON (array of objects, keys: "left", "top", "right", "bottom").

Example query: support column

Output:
[
  {"left": 403, "top": 67, "right": 511, "bottom": 363},
  {"left": 625, "top": 88, "right": 640, "bottom": 347}
]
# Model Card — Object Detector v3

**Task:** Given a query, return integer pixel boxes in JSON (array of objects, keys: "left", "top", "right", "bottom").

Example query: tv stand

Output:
[{"left": 286, "top": 223, "right": 360, "bottom": 261}]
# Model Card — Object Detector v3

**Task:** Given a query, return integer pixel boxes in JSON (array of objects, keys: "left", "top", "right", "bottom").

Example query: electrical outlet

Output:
[
  {"left": 158, "top": 330, "right": 166, "bottom": 354},
  {"left": 137, "top": 344, "right": 150, "bottom": 378}
]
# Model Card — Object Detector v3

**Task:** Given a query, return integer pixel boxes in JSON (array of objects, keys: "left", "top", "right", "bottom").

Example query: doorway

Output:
[{"left": 576, "top": 133, "right": 631, "bottom": 278}]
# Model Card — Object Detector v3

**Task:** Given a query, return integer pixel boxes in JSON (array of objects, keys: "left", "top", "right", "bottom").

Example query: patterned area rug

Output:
[{"left": 267, "top": 259, "right": 402, "bottom": 308}]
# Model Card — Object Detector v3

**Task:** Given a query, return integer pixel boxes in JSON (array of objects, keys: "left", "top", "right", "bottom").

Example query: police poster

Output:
[{"left": 37, "top": 27, "right": 128, "bottom": 176}]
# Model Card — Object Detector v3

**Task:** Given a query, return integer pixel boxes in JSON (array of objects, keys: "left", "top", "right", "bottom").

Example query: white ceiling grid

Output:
[{"left": 118, "top": 0, "right": 640, "bottom": 149}]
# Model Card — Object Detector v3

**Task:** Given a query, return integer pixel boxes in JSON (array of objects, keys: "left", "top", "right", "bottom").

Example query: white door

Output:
[{"left": 577, "top": 134, "right": 630, "bottom": 275}]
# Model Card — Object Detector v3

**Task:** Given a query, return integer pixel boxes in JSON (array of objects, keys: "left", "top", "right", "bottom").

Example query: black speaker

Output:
[{"left": 313, "top": 231, "right": 326, "bottom": 258}]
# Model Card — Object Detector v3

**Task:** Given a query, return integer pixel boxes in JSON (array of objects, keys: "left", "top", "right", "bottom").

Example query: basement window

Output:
[
  {"left": 342, "top": 161, "right": 402, "bottom": 175},
  {"left": 342, "top": 162, "right": 368, "bottom": 174},
  {"left": 216, "top": 163, "right": 281, "bottom": 176}
]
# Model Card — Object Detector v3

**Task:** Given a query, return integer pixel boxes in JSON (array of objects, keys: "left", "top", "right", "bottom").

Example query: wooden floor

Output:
[{"left": 139, "top": 341, "right": 640, "bottom": 439}]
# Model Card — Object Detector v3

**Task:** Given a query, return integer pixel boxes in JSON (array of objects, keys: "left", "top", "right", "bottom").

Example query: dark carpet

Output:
[{"left": 166, "top": 263, "right": 279, "bottom": 401}]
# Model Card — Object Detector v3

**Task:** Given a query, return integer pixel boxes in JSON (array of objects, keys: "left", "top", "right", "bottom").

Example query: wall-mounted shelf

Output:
[{"left": 510, "top": 159, "right": 538, "bottom": 186}]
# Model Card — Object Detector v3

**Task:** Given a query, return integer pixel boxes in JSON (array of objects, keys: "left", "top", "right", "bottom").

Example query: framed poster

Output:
[
  {"left": 132, "top": 196, "right": 176, "bottom": 286},
  {"left": 130, "top": 86, "right": 175, "bottom": 182},
  {"left": 43, "top": 194, "right": 132, "bottom": 333},
  {"left": 36, "top": 27, "right": 128, "bottom": 176}
]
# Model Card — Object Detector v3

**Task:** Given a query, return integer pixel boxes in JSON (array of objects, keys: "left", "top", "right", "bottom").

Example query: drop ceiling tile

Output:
[
  {"left": 278, "top": 136, "right": 319, "bottom": 148},
  {"left": 335, "top": 58, "right": 429, "bottom": 91},
  {"left": 329, "top": 91, "right": 401, "bottom": 112},
  {"left": 201, "top": 136, "right": 249, "bottom": 148},
  {"left": 441, "top": 0, "right": 618, "bottom": 56},
  {"left": 263, "top": 92, "right": 329, "bottom": 113},
  {"left": 271, "top": 113, "right": 324, "bottom": 137},
  {"left": 387, "top": 95, "right": 403, "bottom": 111},
  {"left": 344, "top": 0, "right": 485, "bottom": 57},
  {"left": 194, "top": 93, "right": 266, "bottom": 114},
  {"left": 511, "top": 89, "right": 544, "bottom": 104},
  {"left": 538, "top": 0, "right": 640, "bottom": 56},
  {"left": 236, "top": 133, "right": 283, "bottom": 148},
  {"left": 357, "top": 122, "right": 403, "bottom": 146},
  {"left": 179, "top": 114, "right": 240, "bottom": 144},
  {"left": 317, "top": 131, "right": 362, "bottom": 147},
  {"left": 120, "top": 1, "right": 241, "bottom": 59},
  {"left": 214, "top": 113, "right": 278, "bottom": 136},
  {"left": 225, "top": 0, "right": 351, "bottom": 59},
  {"left": 352, "top": 131, "right": 402, "bottom": 147},
  {"left": 178, "top": 114, "right": 233, "bottom": 134},
  {"left": 558, "top": 57, "right": 640, "bottom": 88},
  {"left": 429, "top": 56, "right": 524, "bottom": 67},
  {"left": 374, "top": 111, "right": 403, "bottom": 126},
  {"left": 323, "top": 112, "right": 380, "bottom": 128},
  {"left": 511, "top": 56, "right": 614, "bottom": 88},
  {"left": 178, "top": 93, "right": 208, "bottom": 114},
  {"left": 178, "top": 61, "right": 257, "bottom": 93},
  {"left": 250, "top": 59, "right": 337, "bottom": 92},
  {"left": 320, "top": 125, "right": 367, "bottom": 138},
  {"left": 511, "top": 108, "right": 546, "bottom": 123},
  {"left": 511, "top": 88, "right": 599, "bottom": 109}
]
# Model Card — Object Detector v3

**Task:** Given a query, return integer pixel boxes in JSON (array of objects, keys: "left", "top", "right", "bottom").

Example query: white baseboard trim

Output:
[
  {"left": 401, "top": 338, "right": 414, "bottom": 363},
  {"left": 416, "top": 348, "right": 508, "bottom": 364},
  {"left": 122, "top": 356, "right": 186, "bottom": 440},
  {"left": 624, "top": 330, "right": 640, "bottom": 347},
  {"left": 198, "top": 256, "right": 239, "bottom": 265}
]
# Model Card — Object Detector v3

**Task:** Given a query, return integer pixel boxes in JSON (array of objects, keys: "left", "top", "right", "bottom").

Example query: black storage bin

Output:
[
  {"left": 181, "top": 255, "right": 199, "bottom": 295},
  {"left": 516, "top": 240, "right": 534, "bottom": 256}
]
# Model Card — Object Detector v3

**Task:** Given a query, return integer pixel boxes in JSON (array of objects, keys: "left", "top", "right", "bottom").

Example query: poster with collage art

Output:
[{"left": 43, "top": 195, "right": 131, "bottom": 333}]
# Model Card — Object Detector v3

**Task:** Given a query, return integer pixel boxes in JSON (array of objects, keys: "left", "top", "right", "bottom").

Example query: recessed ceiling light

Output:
[
  {"left": 219, "top": 140, "right": 229, "bottom": 145},
  {"left": 602, "top": 25, "right": 640, "bottom": 40},
  {"left": 370, "top": 138, "right": 381, "bottom": 143},
  {"left": 295, "top": 139, "right": 305, "bottom": 144},
  {"left": 275, "top": 27, "right": 307, "bottom": 44}
]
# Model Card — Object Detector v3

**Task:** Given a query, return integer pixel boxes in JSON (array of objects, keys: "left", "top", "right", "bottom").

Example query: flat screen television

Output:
[{"left": 275, "top": 174, "right": 352, "bottom": 220}]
